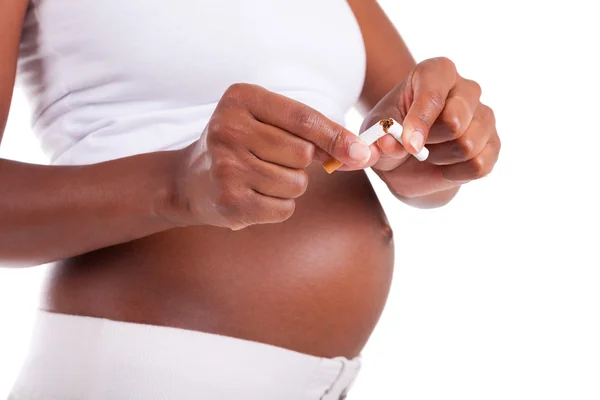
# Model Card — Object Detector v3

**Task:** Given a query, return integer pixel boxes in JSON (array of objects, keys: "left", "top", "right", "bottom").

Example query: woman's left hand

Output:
[{"left": 363, "top": 57, "right": 501, "bottom": 201}]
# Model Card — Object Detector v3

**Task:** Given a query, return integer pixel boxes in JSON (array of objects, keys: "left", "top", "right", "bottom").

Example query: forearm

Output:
[
  {"left": 348, "top": 0, "right": 417, "bottom": 114},
  {"left": 0, "top": 149, "right": 181, "bottom": 267}
]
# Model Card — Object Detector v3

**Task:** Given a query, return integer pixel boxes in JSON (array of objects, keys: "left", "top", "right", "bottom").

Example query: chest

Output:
[{"left": 28, "top": 0, "right": 366, "bottom": 108}]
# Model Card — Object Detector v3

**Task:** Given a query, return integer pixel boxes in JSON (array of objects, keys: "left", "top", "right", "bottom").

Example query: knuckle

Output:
[
  {"left": 222, "top": 83, "right": 262, "bottom": 107},
  {"left": 449, "top": 118, "right": 463, "bottom": 138},
  {"left": 480, "top": 104, "right": 495, "bottom": 123},
  {"left": 291, "top": 107, "right": 320, "bottom": 134},
  {"left": 225, "top": 82, "right": 249, "bottom": 96},
  {"left": 327, "top": 126, "right": 346, "bottom": 156},
  {"left": 297, "top": 143, "right": 316, "bottom": 167},
  {"left": 466, "top": 79, "right": 482, "bottom": 98},
  {"left": 290, "top": 171, "right": 309, "bottom": 197},
  {"left": 208, "top": 116, "right": 233, "bottom": 142},
  {"left": 211, "top": 116, "right": 247, "bottom": 144},
  {"left": 490, "top": 135, "right": 501, "bottom": 164},
  {"left": 412, "top": 61, "right": 428, "bottom": 80},
  {"left": 214, "top": 187, "right": 242, "bottom": 217},
  {"left": 437, "top": 56, "right": 456, "bottom": 71},
  {"left": 470, "top": 155, "right": 489, "bottom": 179},
  {"left": 455, "top": 137, "right": 475, "bottom": 159},
  {"left": 275, "top": 200, "right": 296, "bottom": 222},
  {"left": 206, "top": 129, "right": 222, "bottom": 150},
  {"left": 221, "top": 83, "right": 245, "bottom": 105},
  {"left": 211, "top": 156, "right": 238, "bottom": 182},
  {"left": 207, "top": 115, "right": 227, "bottom": 137},
  {"left": 488, "top": 107, "right": 496, "bottom": 124},
  {"left": 442, "top": 111, "right": 462, "bottom": 138}
]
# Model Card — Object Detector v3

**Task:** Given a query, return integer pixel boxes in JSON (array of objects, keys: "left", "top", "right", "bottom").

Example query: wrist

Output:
[{"left": 150, "top": 147, "right": 194, "bottom": 229}]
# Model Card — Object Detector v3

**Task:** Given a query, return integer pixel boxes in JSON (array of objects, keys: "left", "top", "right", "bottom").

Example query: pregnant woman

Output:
[{"left": 1, "top": 0, "right": 500, "bottom": 399}]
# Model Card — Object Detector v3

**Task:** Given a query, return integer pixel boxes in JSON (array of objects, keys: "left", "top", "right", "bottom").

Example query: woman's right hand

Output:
[{"left": 169, "top": 83, "right": 375, "bottom": 230}]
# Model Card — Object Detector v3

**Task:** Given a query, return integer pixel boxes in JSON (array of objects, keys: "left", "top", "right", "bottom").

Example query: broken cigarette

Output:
[{"left": 322, "top": 118, "right": 430, "bottom": 174}]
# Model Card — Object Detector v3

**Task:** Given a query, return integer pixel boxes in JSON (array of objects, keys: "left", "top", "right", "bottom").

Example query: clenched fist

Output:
[{"left": 170, "top": 83, "right": 372, "bottom": 230}]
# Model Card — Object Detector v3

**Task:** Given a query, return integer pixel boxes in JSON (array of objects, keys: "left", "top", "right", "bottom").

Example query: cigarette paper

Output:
[{"left": 322, "top": 118, "right": 429, "bottom": 174}]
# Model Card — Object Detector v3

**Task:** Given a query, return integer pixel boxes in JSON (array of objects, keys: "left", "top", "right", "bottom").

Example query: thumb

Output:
[{"left": 401, "top": 58, "right": 457, "bottom": 154}]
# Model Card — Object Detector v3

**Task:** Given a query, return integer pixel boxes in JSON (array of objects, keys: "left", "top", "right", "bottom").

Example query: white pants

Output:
[{"left": 9, "top": 311, "right": 361, "bottom": 400}]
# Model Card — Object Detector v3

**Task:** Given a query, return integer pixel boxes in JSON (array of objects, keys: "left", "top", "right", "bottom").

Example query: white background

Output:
[{"left": 1, "top": 0, "right": 599, "bottom": 398}]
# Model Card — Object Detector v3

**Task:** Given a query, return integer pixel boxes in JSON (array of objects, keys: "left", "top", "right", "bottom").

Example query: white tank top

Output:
[{"left": 16, "top": 0, "right": 367, "bottom": 165}]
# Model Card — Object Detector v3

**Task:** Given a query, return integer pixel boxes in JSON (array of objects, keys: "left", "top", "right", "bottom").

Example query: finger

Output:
[
  {"left": 329, "top": 143, "right": 383, "bottom": 171},
  {"left": 426, "top": 104, "right": 494, "bottom": 165},
  {"left": 246, "top": 156, "right": 309, "bottom": 199},
  {"left": 378, "top": 134, "right": 408, "bottom": 159},
  {"left": 378, "top": 157, "right": 457, "bottom": 198},
  {"left": 368, "top": 134, "right": 410, "bottom": 172},
  {"left": 243, "top": 191, "right": 297, "bottom": 227},
  {"left": 245, "top": 120, "right": 316, "bottom": 169},
  {"left": 427, "top": 78, "right": 482, "bottom": 144},
  {"left": 441, "top": 133, "right": 501, "bottom": 182},
  {"left": 402, "top": 57, "right": 457, "bottom": 154},
  {"left": 223, "top": 83, "right": 371, "bottom": 167}
]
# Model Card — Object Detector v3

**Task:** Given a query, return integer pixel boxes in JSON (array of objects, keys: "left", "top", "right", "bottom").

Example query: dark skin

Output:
[{"left": 0, "top": 0, "right": 499, "bottom": 359}]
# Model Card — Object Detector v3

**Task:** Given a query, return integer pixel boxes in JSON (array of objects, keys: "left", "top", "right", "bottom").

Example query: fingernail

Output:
[
  {"left": 408, "top": 130, "right": 425, "bottom": 153},
  {"left": 349, "top": 141, "right": 371, "bottom": 164}
]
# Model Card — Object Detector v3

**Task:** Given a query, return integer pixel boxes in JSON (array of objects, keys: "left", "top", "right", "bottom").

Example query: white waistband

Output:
[{"left": 9, "top": 310, "right": 361, "bottom": 400}]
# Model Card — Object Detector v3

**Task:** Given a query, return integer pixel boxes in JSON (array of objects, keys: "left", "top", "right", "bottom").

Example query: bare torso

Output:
[
  {"left": 1, "top": 0, "right": 498, "bottom": 367},
  {"left": 43, "top": 164, "right": 394, "bottom": 359}
]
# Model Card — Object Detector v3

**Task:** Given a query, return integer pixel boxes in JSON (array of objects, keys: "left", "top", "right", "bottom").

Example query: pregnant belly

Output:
[{"left": 42, "top": 164, "right": 395, "bottom": 358}]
